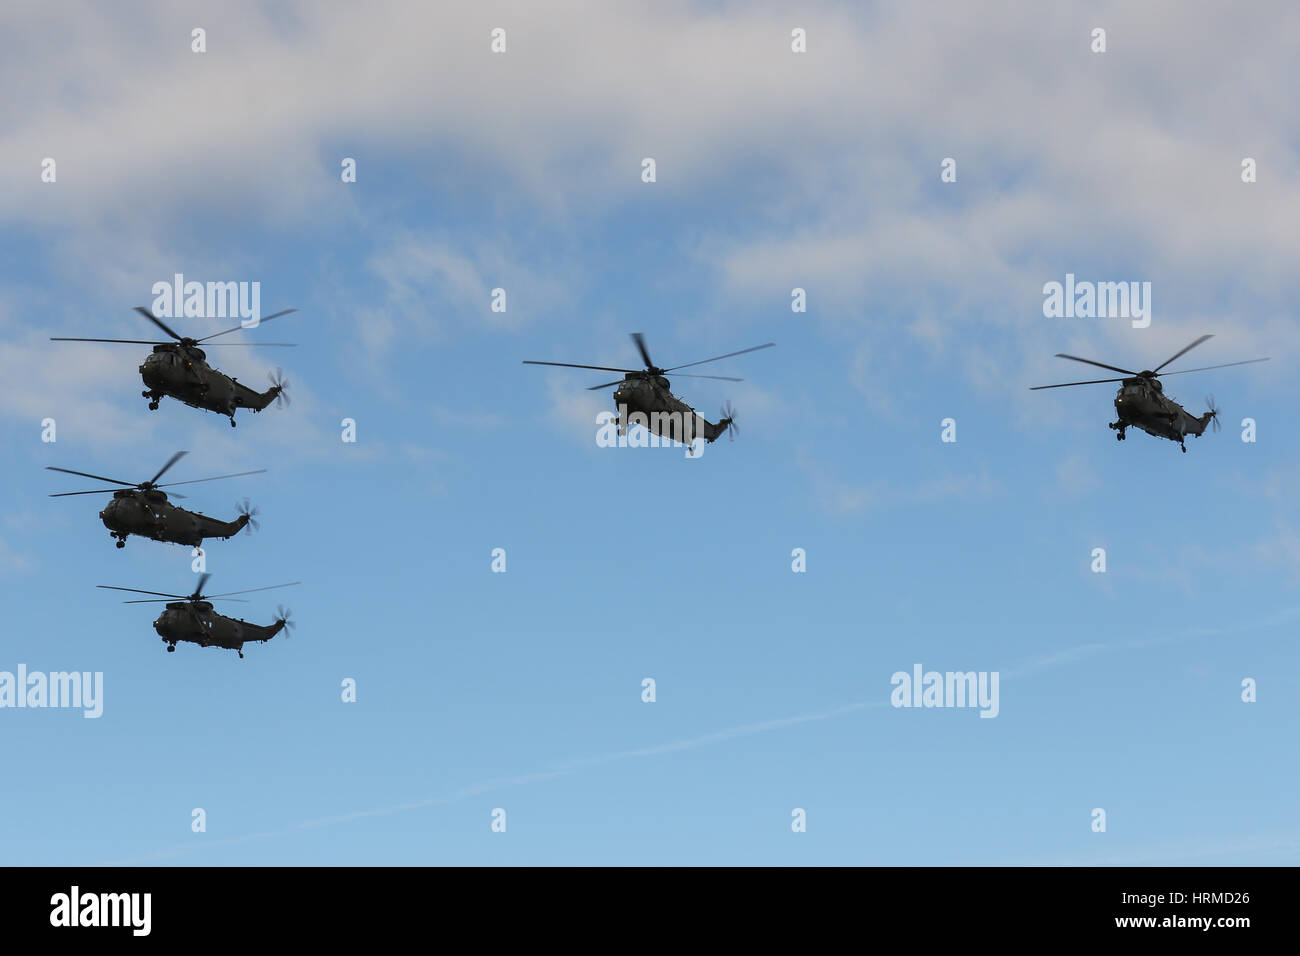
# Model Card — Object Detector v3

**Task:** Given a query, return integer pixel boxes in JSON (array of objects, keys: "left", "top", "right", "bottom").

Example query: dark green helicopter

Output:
[
  {"left": 98, "top": 573, "right": 297, "bottom": 658},
  {"left": 51, "top": 307, "right": 297, "bottom": 427},
  {"left": 1031, "top": 334, "right": 1268, "bottom": 451},
  {"left": 48, "top": 451, "right": 263, "bottom": 549},
  {"left": 524, "top": 333, "right": 774, "bottom": 450}
]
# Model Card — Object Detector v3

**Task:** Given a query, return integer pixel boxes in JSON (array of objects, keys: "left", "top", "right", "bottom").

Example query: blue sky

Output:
[{"left": 1, "top": 0, "right": 1298, "bottom": 865}]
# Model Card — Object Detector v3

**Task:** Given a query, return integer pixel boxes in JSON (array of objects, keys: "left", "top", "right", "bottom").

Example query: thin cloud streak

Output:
[{"left": 103, "top": 605, "right": 1299, "bottom": 865}]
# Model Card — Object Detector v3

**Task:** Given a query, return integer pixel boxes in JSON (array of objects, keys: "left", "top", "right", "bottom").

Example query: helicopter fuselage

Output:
[
  {"left": 612, "top": 375, "right": 730, "bottom": 444},
  {"left": 1111, "top": 377, "right": 1213, "bottom": 445},
  {"left": 1032, "top": 333, "right": 1264, "bottom": 452},
  {"left": 153, "top": 601, "right": 285, "bottom": 656},
  {"left": 524, "top": 333, "right": 768, "bottom": 449},
  {"left": 139, "top": 345, "right": 281, "bottom": 423},
  {"left": 99, "top": 489, "right": 248, "bottom": 548}
]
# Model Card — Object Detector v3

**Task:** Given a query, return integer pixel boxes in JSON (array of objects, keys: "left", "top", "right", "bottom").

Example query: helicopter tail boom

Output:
[
  {"left": 233, "top": 383, "right": 280, "bottom": 412},
  {"left": 192, "top": 513, "right": 250, "bottom": 541},
  {"left": 701, "top": 419, "right": 730, "bottom": 443},
  {"left": 1190, "top": 407, "right": 1220, "bottom": 437}
]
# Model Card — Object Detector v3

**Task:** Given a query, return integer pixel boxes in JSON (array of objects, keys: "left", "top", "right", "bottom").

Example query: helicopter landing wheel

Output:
[
  {"left": 237, "top": 650, "right": 244, "bottom": 659},
  {"left": 147, "top": 401, "right": 159, "bottom": 410},
  {"left": 166, "top": 644, "right": 175, "bottom": 653},
  {"left": 114, "top": 538, "right": 125, "bottom": 549},
  {"left": 1181, "top": 444, "right": 1187, "bottom": 453},
  {"left": 229, "top": 417, "right": 237, "bottom": 428}
]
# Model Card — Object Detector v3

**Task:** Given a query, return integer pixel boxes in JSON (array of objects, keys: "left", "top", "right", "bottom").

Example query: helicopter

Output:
[
  {"left": 1031, "top": 334, "right": 1269, "bottom": 451},
  {"left": 48, "top": 451, "right": 264, "bottom": 549},
  {"left": 524, "top": 333, "right": 774, "bottom": 449},
  {"left": 51, "top": 306, "right": 297, "bottom": 426},
  {"left": 97, "top": 573, "right": 297, "bottom": 658}
]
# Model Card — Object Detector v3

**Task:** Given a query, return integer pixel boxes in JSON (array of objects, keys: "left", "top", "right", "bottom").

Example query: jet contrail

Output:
[
  {"left": 105, "top": 607, "right": 1298, "bottom": 865},
  {"left": 104, "top": 700, "right": 883, "bottom": 864}
]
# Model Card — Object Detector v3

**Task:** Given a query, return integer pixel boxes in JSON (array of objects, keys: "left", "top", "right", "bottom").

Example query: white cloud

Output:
[{"left": 3, "top": 2, "right": 1296, "bottom": 391}]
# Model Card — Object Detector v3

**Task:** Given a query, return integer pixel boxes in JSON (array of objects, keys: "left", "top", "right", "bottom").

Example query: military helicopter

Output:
[
  {"left": 1031, "top": 334, "right": 1269, "bottom": 451},
  {"left": 524, "top": 333, "right": 774, "bottom": 448},
  {"left": 97, "top": 573, "right": 297, "bottom": 658},
  {"left": 51, "top": 306, "right": 297, "bottom": 426},
  {"left": 48, "top": 451, "right": 264, "bottom": 549}
]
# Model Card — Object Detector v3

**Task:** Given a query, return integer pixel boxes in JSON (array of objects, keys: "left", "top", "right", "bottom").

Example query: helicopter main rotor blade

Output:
[
  {"left": 1029, "top": 377, "right": 1129, "bottom": 390},
  {"left": 192, "top": 572, "right": 212, "bottom": 599},
  {"left": 1152, "top": 334, "right": 1214, "bottom": 373},
  {"left": 51, "top": 488, "right": 142, "bottom": 497},
  {"left": 46, "top": 466, "right": 135, "bottom": 486},
  {"left": 203, "top": 581, "right": 301, "bottom": 599},
  {"left": 663, "top": 342, "right": 776, "bottom": 373},
  {"left": 587, "top": 379, "right": 625, "bottom": 390},
  {"left": 149, "top": 451, "right": 189, "bottom": 486},
  {"left": 98, "top": 585, "right": 191, "bottom": 599},
  {"left": 50, "top": 337, "right": 169, "bottom": 345},
  {"left": 523, "top": 360, "right": 640, "bottom": 373},
  {"left": 133, "top": 306, "right": 184, "bottom": 342},
  {"left": 668, "top": 373, "right": 743, "bottom": 382},
  {"left": 122, "top": 597, "right": 249, "bottom": 604},
  {"left": 1156, "top": 357, "right": 1270, "bottom": 377},
  {"left": 158, "top": 468, "right": 267, "bottom": 488},
  {"left": 1052, "top": 354, "right": 1136, "bottom": 376},
  {"left": 196, "top": 308, "right": 300, "bottom": 343},
  {"left": 197, "top": 343, "right": 298, "bottom": 347},
  {"left": 52, "top": 489, "right": 148, "bottom": 496},
  {"left": 631, "top": 332, "right": 655, "bottom": 368}
]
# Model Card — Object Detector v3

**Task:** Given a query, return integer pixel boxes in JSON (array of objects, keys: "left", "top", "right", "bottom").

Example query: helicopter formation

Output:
[
  {"left": 44, "top": 295, "right": 1273, "bottom": 659},
  {"left": 526, "top": 329, "right": 1267, "bottom": 456},
  {"left": 1031, "top": 334, "right": 1269, "bottom": 452},
  {"left": 49, "top": 305, "right": 302, "bottom": 658}
]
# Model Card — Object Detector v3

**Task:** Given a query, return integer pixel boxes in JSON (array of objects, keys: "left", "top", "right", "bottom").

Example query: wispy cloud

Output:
[{"left": 796, "top": 449, "right": 999, "bottom": 516}]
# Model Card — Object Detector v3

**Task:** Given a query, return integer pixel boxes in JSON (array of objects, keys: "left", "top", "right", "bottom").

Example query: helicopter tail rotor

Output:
[
  {"left": 717, "top": 401, "right": 739, "bottom": 442},
  {"left": 275, "top": 605, "right": 295, "bottom": 637},
  {"left": 1204, "top": 395, "right": 1222, "bottom": 433},
  {"left": 267, "top": 367, "right": 291, "bottom": 408},
  {"left": 235, "top": 498, "right": 261, "bottom": 533}
]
